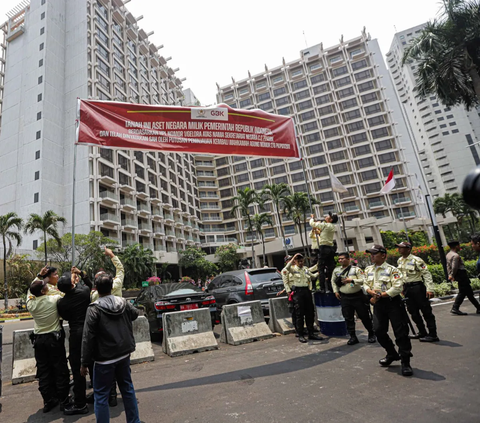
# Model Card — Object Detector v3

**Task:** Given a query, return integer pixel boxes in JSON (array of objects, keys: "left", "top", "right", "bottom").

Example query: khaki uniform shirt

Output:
[
  {"left": 47, "top": 283, "right": 64, "bottom": 297},
  {"left": 332, "top": 265, "right": 365, "bottom": 294},
  {"left": 309, "top": 228, "right": 321, "bottom": 250},
  {"left": 27, "top": 289, "right": 62, "bottom": 334},
  {"left": 282, "top": 262, "right": 318, "bottom": 293},
  {"left": 91, "top": 256, "right": 125, "bottom": 301},
  {"left": 397, "top": 254, "right": 434, "bottom": 292},
  {"left": 309, "top": 219, "right": 335, "bottom": 246},
  {"left": 446, "top": 251, "right": 464, "bottom": 278},
  {"left": 363, "top": 262, "right": 404, "bottom": 298}
]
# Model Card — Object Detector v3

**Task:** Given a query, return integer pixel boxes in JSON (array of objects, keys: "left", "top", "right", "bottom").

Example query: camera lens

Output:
[{"left": 462, "top": 166, "right": 480, "bottom": 210}]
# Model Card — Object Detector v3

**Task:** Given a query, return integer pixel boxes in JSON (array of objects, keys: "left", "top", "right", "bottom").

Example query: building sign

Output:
[{"left": 76, "top": 100, "right": 299, "bottom": 158}]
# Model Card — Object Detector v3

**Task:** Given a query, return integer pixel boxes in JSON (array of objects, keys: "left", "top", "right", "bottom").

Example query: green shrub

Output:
[{"left": 432, "top": 282, "right": 453, "bottom": 297}]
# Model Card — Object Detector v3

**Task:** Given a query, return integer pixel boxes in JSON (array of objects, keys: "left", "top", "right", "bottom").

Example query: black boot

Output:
[
  {"left": 347, "top": 334, "right": 359, "bottom": 345},
  {"left": 451, "top": 307, "right": 467, "bottom": 316},
  {"left": 64, "top": 404, "right": 89, "bottom": 415},
  {"left": 379, "top": 353, "right": 401, "bottom": 367},
  {"left": 298, "top": 335, "right": 307, "bottom": 343},
  {"left": 419, "top": 334, "right": 440, "bottom": 342},
  {"left": 109, "top": 395, "right": 118, "bottom": 407},
  {"left": 43, "top": 398, "right": 59, "bottom": 413},
  {"left": 367, "top": 332, "right": 376, "bottom": 343},
  {"left": 401, "top": 360, "right": 413, "bottom": 376},
  {"left": 308, "top": 333, "right": 324, "bottom": 341}
]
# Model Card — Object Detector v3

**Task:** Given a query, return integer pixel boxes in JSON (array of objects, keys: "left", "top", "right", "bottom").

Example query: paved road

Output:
[{"left": 1, "top": 299, "right": 480, "bottom": 422}]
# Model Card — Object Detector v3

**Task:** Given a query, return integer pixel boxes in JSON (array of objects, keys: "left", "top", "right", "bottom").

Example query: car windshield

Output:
[
  {"left": 152, "top": 283, "right": 202, "bottom": 298},
  {"left": 247, "top": 269, "right": 282, "bottom": 284},
  {"left": 164, "top": 288, "right": 200, "bottom": 297}
]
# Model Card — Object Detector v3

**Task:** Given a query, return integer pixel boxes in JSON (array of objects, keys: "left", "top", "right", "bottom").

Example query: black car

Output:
[
  {"left": 206, "top": 268, "right": 285, "bottom": 314},
  {"left": 132, "top": 283, "right": 218, "bottom": 341}
]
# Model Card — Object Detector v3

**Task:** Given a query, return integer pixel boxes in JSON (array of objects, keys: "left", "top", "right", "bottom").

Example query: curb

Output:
[{"left": 0, "top": 317, "right": 33, "bottom": 324}]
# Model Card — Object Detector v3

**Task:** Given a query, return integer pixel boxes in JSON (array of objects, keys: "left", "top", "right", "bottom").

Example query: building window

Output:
[
  {"left": 40, "top": 27, "right": 45, "bottom": 35},
  {"left": 452, "top": 129, "right": 459, "bottom": 134},
  {"left": 302, "top": 122, "right": 318, "bottom": 132},
  {"left": 305, "top": 132, "right": 321, "bottom": 144},
  {"left": 442, "top": 131, "right": 449, "bottom": 136},
  {"left": 41, "top": 0, "right": 46, "bottom": 4},
  {"left": 449, "top": 122, "right": 456, "bottom": 126},
  {"left": 37, "top": 112, "right": 42, "bottom": 120},
  {"left": 35, "top": 150, "right": 40, "bottom": 159},
  {"left": 293, "top": 80, "right": 308, "bottom": 91},
  {"left": 34, "top": 193, "right": 39, "bottom": 203},
  {"left": 239, "top": 98, "right": 252, "bottom": 108},
  {"left": 33, "top": 240, "right": 38, "bottom": 250},
  {"left": 39, "top": 59, "right": 43, "bottom": 67},
  {"left": 41, "top": 12, "right": 45, "bottom": 19},
  {"left": 309, "top": 144, "right": 324, "bottom": 155},
  {"left": 273, "top": 86, "right": 286, "bottom": 96},
  {"left": 38, "top": 76, "right": 43, "bottom": 84},
  {"left": 353, "top": 144, "right": 371, "bottom": 156},
  {"left": 36, "top": 130, "right": 41, "bottom": 139},
  {"left": 39, "top": 43, "right": 44, "bottom": 51},
  {"left": 35, "top": 171, "right": 40, "bottom": 180}
]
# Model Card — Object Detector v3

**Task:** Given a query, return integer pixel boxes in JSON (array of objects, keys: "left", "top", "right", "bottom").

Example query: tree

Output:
[
  {"left": 24, "top": 210, "right": 66, "bottom": 265},
  {"left": 178, "top": 245, "right": 218, "bottom": 281},
  {"left": 36, "top": 231, "right": 119, "bottom": 275},
  {"left": 402, "top": 0, "right": 480, "bottom": 109},
  {"left": 231, "top": 187, "right": 263, "bottom": 268},
  {"left": 434, "top": 193, "right": 465, "bottom": 238},
  {"left": 6, "top": 254, "right": 37, "bottom": 299},
  {"left": 252, "top": 213, "right": 273, "bottom": 266},
  {"left": 262, "top": 183, "right": 291, "bottom": 258},
  {"left": 283, "top": 192, "right": 309, "bottom": 259},
  {"left": 297, "top": 192, "right": 320, "bottom": 257},
  {"left": 157, "top": 262, "right": 173, "bottom": 282},
  {"left": 0, "top": 212, "right": 23, "bottom": 309},
  {"left": 215, "top": 243, "right": 239, "bottom": 273},
  {"left": 115, "top": 244, "right": 155, "bottom": 289}
]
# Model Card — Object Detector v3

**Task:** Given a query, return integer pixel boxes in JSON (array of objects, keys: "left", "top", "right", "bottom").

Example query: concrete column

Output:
[
  {"left": 370, "top": 224, "right": 383, "bottom": 245},
  {"left": 353, "top": 226, "right": 368, "bottom": 252}
]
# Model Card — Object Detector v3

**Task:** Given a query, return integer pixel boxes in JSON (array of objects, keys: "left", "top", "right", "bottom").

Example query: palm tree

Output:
[
  {"left": 117, "top": 243, "right": 155, "bottom": 288},
  {"left": 24, "top": 210, "right": 67, "bottom": 265},
  {"left": 283, "top": 192, "right": 309, "bottom": 259},
  {"left": 0, "top": 213, "right": 23, "bottom": 310},
  {"left": 252, "top": 213, "right": 273, "bottom": 267},
  {"left": 262, "top": 183, "right": 291, "bottom": 258},
  {"left": 231, "top": 187, "right": 262, "bottom": 268},
  {"left": 433, "top": 193, "right": 464, "bottom": 238},
  {"left": 402, "top": 0, "right": 480, "bottom": 109}
]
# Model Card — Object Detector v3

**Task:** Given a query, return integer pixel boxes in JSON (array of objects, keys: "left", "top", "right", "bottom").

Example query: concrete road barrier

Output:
[
  {"left": 11, "top": 326, "right": 70, "bottom": 385},
  {"left": 131, "top": 316, "right": 155, "bottom": 364},
  {"left": 12, "top": 316, "right": 154, "bottom": 384},
  {"left": 162, "top": 308, "right": 218, "bottom": 357},
  {"left": 268, "top": 297, "right": 295, "bottom": 335},
  {"left": 220, "top": 301, "right": 274, "bottom": 346}
]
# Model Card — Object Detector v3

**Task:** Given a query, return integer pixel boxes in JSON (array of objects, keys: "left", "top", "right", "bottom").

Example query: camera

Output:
[{"left": 463, "top": 166, "right": 480, "bottom": 210}]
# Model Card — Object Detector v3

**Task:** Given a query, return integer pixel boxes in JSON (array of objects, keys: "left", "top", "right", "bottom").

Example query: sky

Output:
[{"left": 0, "top": 0, "right": 445, "bottom": 105}]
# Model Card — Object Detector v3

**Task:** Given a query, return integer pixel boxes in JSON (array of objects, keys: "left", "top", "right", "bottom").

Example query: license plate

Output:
[
  {"left": 180, "top": 303, "right": 198, "bottom": 310},
  {"left": 267, "top": 285, "right": 281, "bottom": 292}
]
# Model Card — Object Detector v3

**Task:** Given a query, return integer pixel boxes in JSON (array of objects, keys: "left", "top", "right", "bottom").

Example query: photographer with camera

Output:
[
  {"left": 332, "top": 252, "right": 376, "bottom": 345},
  {"left": 364, "top": 245, "right": 413, "bottom": 377},
  {"left": 282, "top": 253, "right": 324, "bottom": 343},
  {"left": 309, "top": 212, "right": 338, "bottom": 293},
  {"left": 396, "top": 242, "right": 438, "bottom": 342}
]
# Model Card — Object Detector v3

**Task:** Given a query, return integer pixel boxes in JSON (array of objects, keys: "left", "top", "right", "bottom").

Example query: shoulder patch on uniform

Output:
[
  {"left": 282, "top": 270, "right": 287, "bottom": 275},
  {"left": 393, "top": 272, "right": 401, "bottom": 279},
  {"left": 28, "top": 295, "right": 35, "bottom": 300}
]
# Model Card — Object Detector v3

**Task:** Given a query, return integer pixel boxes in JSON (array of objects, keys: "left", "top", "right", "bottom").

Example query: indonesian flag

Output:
[
  {"left": 330, "top": 172, "right": 348, "bottom": 193},
  {"left": 380, "top": 169, "right": 396, "bottom": 194}
]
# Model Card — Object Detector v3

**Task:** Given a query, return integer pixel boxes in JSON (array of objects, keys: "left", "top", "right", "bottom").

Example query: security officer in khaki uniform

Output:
[
  {"left": 282, "top": 253, "right": 323, "bottom": 343},
  {"left": 364, "top": 244, "right": 413, "bottom": 377},
  {"left": 396, "top": 241, "right": 439, "bottom": 342},
  {"left": 332, "top": 252, "right": 376, "bottom": 345}
]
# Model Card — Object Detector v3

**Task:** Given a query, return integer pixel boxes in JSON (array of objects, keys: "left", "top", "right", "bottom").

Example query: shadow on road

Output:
[
  {"left": 136, "top": 343, "right": 358, "bottom": 393},
  {"left": 385, "top": 366, "right": 446, "bottom": 381},
  {"left": 431, "top": 340, "right": 462, "bottom": 348}
]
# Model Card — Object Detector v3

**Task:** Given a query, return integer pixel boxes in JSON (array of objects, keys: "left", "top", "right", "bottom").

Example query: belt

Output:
[
  {"left": 340, "top": 291, "right": 363, "bottom": 297},
  {"left": 294, "top": 286, "right": 310, "bottom": 290},
  {"left": 404, "top": 281, "right": 424, "bottom": 287}
]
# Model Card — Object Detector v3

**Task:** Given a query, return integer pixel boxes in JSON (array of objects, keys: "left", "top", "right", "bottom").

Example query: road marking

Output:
[{"left": 432, "top": 301, "right": 455, "bottom": 307}]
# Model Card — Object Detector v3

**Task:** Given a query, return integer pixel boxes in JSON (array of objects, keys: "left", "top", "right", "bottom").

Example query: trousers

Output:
[
  {"left": 340, "top": 292, "right": 373, "bottom": 335},
  {"left": 453, "top": 269, "right": 480, "bottom": 311},
  {"left": 33, "top": 332, "right": 70, "bottom": 404},
  {"left": 293, "top": 287, "right": 314, "bottom": 336},
  {"left": 69, "top": 328, "right": 87, "bottom": 406},
  {"left": 403, "top": 283, "right": 437, "bottom": 337},
  {"left": 93, "top": 356, "right": 140, "bottom": 423},
  {"left": 373, "top": 296, "right": 412, "bottom": 361},
  {"left": 317, "top": 245, "right": 336, "bottom": 292}
]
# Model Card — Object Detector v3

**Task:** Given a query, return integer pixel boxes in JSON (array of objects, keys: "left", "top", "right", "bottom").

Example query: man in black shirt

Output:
[{"left": 57, "top": 267, "right": 92, "bottom": 415}]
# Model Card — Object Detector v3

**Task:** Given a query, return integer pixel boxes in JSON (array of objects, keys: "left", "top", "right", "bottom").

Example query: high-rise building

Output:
[
  {"left": 0, "top": 0, "right": 202, "bottom": 266},
  {"left": 216, "top": 31, "right": 430, "bottom": 259},
  {"left": 387, "top": 24, "right": 480, "bottom": 199}
]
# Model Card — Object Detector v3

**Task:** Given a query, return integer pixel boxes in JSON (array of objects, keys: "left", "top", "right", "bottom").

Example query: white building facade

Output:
[
  {"left": 216, "top": 31, "right": 431, "bottom": 259},
  {"left": 387, "top": 24, "right": 480, "bottom": 199},
  {"left": 0, "top": 0, "right": 201, "bottom": 265}
]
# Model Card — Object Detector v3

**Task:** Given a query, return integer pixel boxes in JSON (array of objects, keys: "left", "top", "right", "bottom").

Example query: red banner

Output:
[{"left": 76, "top": 100, "right": 299, "bottom": 158}]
